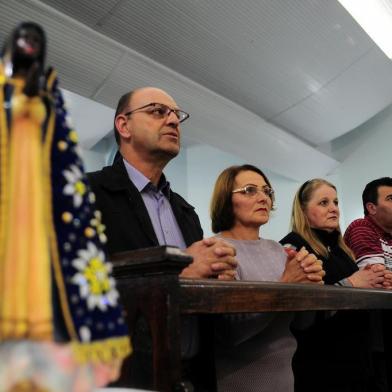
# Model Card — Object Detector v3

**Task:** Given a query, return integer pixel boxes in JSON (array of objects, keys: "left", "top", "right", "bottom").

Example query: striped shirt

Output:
[{"left": 344, "top": 216, "right": 392, "bottom": 269}]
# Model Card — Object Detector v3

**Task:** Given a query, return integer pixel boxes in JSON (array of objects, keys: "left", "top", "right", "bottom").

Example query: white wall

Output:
[
  {"left": 165, "top": 147, "right": 188, "bottom": 200},
  {"left": 264, "top": 172, "right": 300, "bottom": 241},
  {"left": 185, "top": 144, "right": 244, "bottom": 237},
  {"left": 332, "top": 104, "right": 392, "bottom": 230},
  {"left": 81, "top": 148, "right": 107, "bottom": 172}
]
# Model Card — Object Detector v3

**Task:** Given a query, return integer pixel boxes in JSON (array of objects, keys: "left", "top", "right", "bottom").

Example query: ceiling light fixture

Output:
[{"left": 338, "top": 0, "right": 392, "bottom": 58}]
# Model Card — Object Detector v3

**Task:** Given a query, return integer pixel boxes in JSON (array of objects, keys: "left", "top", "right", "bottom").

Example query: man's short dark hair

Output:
[
  {"left": 362, "top": 177, "right": 392, "bottom": 215},
  {"left": 113, "top": 91, "right": 134, "bottom": 145}
]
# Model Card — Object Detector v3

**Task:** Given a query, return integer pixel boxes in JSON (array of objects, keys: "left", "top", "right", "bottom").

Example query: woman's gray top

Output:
[{"left": 215, "top": 237, "right": 296, "bottom": 392}]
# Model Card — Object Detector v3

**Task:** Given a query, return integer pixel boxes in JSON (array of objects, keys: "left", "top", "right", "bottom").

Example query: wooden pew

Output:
[{"left": 111, "top": 246, "right": 392, "bottom": 392}]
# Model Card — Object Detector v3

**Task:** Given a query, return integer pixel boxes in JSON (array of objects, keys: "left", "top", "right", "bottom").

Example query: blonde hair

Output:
[{"left": 291, "top": 178, "right": 354, "bottom": 259}]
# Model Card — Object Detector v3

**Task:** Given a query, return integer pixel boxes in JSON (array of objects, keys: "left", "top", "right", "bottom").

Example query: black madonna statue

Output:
[{"left": 0, "top": 22, "right": 131, "bottom": 391}]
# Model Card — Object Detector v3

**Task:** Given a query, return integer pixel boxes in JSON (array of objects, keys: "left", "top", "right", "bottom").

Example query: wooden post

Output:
[{"left": 111, "top": 246, "right": 192, "bottom": 392}]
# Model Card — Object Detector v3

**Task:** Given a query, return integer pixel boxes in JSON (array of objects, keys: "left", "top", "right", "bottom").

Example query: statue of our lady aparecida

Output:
[{"left": 0, "top": 22, "right": 131, "bottom": 391}]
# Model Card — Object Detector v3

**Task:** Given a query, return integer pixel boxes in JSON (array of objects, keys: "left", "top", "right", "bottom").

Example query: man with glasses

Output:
[
  {"left": 88, "top": 87, "right": 237, "bottom": 389},
  {"left": 89, "top": 86, "right": 237, "bottom": 278}
]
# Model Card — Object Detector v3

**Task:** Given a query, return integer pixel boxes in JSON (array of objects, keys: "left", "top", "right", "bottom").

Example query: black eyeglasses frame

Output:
[{"left": 123, "top": 102, "right": 190, "bottom": 123}]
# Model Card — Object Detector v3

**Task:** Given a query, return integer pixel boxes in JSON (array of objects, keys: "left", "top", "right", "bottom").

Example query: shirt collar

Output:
[
  {"left": 365, "top": 215, "right": 392, "bottom": 239},
  {"left": 123, "top": 158, "right": 171, "bottom": 197}
]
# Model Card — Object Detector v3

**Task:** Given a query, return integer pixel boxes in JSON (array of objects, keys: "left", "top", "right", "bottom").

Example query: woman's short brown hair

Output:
[{"left": 210, "top": 164, "right": 274, "bottom": 233}]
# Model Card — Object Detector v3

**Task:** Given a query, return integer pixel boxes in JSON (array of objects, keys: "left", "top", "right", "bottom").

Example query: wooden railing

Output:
[{"left": 110, "top": 246, "right": 392, "bottom": 392}]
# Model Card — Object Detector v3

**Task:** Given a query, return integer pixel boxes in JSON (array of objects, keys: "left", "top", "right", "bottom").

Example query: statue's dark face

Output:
[
  {"left": 1, "top": 22, "right": 46, "bottom": 85},
  {"left": 15, "top": 26, "right": 43, "bottom": 60}
]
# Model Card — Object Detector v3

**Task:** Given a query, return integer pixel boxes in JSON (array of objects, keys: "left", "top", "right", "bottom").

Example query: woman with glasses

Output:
[
  {"left": 280, "top": 178, "right": 386, "bottom": 392},
  {"left": 210, "top": 164, "right": 324, "bottom": 392}
]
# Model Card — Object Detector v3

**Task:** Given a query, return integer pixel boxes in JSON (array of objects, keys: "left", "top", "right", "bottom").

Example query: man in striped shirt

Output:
[
  {"left": 344, "top": 177, "right": 392, "bottom": 392},
  {"left": 344, "top": 177, "right": 392, "bottom": 271}
]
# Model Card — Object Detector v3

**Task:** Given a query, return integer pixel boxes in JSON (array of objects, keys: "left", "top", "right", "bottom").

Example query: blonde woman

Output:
[
  {"left": 280, "top": 178, "right": 386, "bottom": 392},
  {"left": 280, "top": 178, "right": 385, "bottom": 287}
]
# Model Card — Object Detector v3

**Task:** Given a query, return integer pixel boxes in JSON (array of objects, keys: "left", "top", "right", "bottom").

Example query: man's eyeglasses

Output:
[
  {"left": 232, "top": 185, "right": 275, "bottom": 199},
  {"left": 124, "top": 102, "right": 190, "bottom": 123}
]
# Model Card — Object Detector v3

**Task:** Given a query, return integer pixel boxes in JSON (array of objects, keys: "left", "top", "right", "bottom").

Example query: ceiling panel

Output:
[
  {"left": 94, "top": 53, "right": 338, "bottom": 181},
  {"left": 273, "top": 47, "right": 392, "bottom": 144},
  {"left": 1, "top": 0, "right": 391, "bottom": 179},
  {"left": 40, "top": 0, "right": 378, "bottom": 122},
  {"left": 38, "top": 0, "right": 118, "bottom": 26},
  {"left": 1, "top": 0, "right": 124, "bottom": 97}
]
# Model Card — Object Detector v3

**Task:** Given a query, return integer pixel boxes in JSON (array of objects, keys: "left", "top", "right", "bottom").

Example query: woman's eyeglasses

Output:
[
  {"left": 124, "top": 102, "right": 190, "bottom": 123},
  {"left": 232, "top": 185, "right": 275, "bottom": 198}
]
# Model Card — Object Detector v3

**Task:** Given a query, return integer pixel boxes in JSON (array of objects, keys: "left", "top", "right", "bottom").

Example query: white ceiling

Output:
[{"left": 1, "top": 0, "right": 392, "bottom": 180}]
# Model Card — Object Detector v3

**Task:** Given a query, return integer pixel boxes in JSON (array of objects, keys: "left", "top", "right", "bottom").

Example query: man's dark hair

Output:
[
  {"left": 113, "top": 91, "right": 134, "bottom": 145},
  {"left": 362, "top": 177, "right": 392, "bottom": 215}
]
